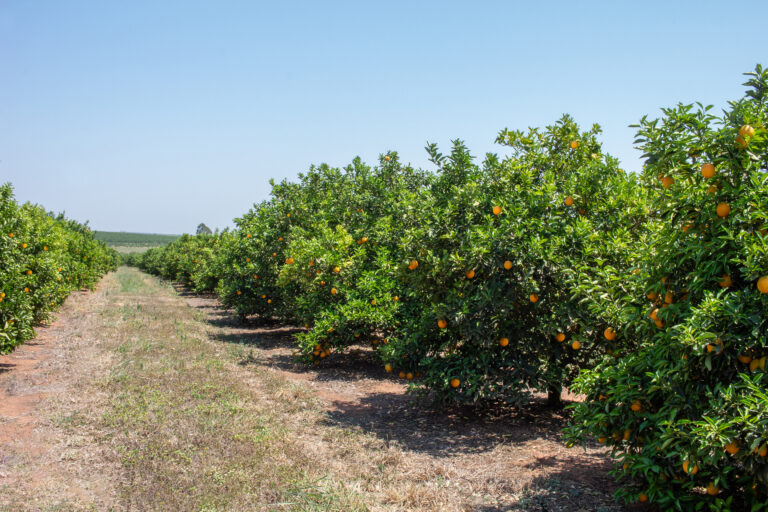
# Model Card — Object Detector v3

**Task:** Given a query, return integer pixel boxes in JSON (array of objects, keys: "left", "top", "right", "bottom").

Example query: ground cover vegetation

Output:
[
  {"left": 131, "top": 66, "right": 768, "bottom": 510},
  {"left": 0, "top": 184, "right": 119, "bottom": 353}
]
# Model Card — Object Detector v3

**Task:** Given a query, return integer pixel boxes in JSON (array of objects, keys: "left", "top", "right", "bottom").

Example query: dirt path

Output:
[
  {"left": 181, "top": 289, "right": 630, "bottom": 512},
  {"left": 0, "top": 282, "right": 120, "bottom": 510},
  {"left": 0, "top": 268, "right": 635, "bottom": 511}
]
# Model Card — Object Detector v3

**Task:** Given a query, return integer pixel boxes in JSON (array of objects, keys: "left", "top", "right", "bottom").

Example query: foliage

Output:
[
  {"left": 564, "top": 65, "right": 768, "bottom": 510},
  {"left": 0, "top": 184, "right": 119, "bottom": 353}
]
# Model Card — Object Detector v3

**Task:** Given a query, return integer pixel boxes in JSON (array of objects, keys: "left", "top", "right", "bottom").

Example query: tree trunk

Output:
[{"left": 547, "top": 385, "right": 562, "bottom": 408}]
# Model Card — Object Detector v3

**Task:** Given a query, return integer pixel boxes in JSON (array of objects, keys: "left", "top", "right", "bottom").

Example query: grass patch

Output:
[{"left": 98, "top": 267, "right": 365, "bottom": 511}]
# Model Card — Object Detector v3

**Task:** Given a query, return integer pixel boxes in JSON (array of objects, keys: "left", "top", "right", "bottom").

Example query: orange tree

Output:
[
  {"left": 564, "top": 65, "right": 768, "bottom": 510},
  {"left": 276, "top": 156, "right": 431, "bottom": 362},
  {"left": 137, "top": 232, "right": 224, "bottom": 293},
  {"left": 387, "top": 117, "right": 647, "bottom": 406},
  {"left": 0, "top": 183, "right": 118, "bottom": 353}
]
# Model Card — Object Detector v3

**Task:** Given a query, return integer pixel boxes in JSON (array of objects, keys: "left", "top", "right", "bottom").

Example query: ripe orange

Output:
[
  {"left": 8, "top": 233, "right": 13, "bottom": 237},
  {"left": 654, "top": 318, "right": 664, "bottom": 329},
  {"left": 604, "top": 327, "right": 616, "bottom": 341},
  {"left": 450, "top": 378, "right": 460, "bottom": 388},
  {"left": 393, "top": 296, "right": 399, "bottom": 302},
  {"left": 570, "top": 140, "right": 579, "bottom": 149},
  {"left": 330, "top": 288, "right": 337, "bottom": 295},
  {"left": 706, "top": 483, "right": 719, "bottom": 496},
  {"left": 623, "top": 429, "right": 631, "bottom": 440},
  {"left": 701, "top": 163, "right": 716, "bottom": 178},
  {"left": 333, "top": 266, "right": 340, "bottom": 273},
  {"left": 361, "top": 236, "right": 368, "bottom": 243},
  {"left": 638, "top": 493, "right": 648, "bottom": 503},
  {"left": 740, "top": 125, "right": 755, "bottom": 138},
  {"left": 503, "top": 260, "right": 512, "bottom": 270},
  {"left": 246, "top": 258, "right": 250, "bottom": 262},
  {"left": 492, "top": 205, "right": 502, "bottom": 215},
  {"left": 738, "top": 354, "right": 752, "bottom": 364},
  {"left": 758, "top": 445, "right": 767, "bottom": 457},
  {"left": 408, "top": 259, "right": 419, "bottom": 270},
  {"left": 385, "top": 363, "right": 393, "bottom": 373},
  {"left": 26, "top": 270, "right": 32, "bottom": 275},
  {"left": 725, "top": 441, "right": 740, "bottom": 455},
  {"left": 529, "top": 294, "right": 539, "bottom": 303},
  {"left": 630, "top": 400, "right": 643, "bottom": 412},
  {"left": 649, "top": 308, "right": 659, "bottom": 320},
  {"left": 261, "top": 294, "right": 266, "bottom": 298},
  {"left": 438, "top": 319, "right": 447, "bottom": 329},
  {"left": 285, "top": 257, "right": 294, "bottom": 264},
  {"left": 406, "top": 372, "right": 413, "bottom": 380},
  {"left": 465, "top": 269, "right": 475, "bottom": 279},
  {"left": 246, "top": 234, "right": 251, "bottom": 238},
  {"left": 236, "top": 290, "right": 242, "bottom": 295},
  {"left": 278, "top": 237, "right": 283, "bottom": 241},
  {"left": 564, "top": 196, "right": 574, "bottom": 207},
  {"left": 384, "top": 155, "right": 391, "bottom": 161},
  {"left": 571, "top": 340, "right": 581, "bottom": 350},
  {"left": 757, "top": 276, "right": 768, "bottom": 294},
  {"left": 716, "top": 202, "right": 731, "bottom": 218},
  {"left": 272, "top": 252, "right": 277, "bottom": 257},
  {"left": 719, "top": 274, "right": 732, "bottom": 288},
  {"left": 736, "top": 135, "right": 747, "bottom": 148},
  {"left": 664, "top": 290, "right": 674, "bottom": 303},
  {"left": 371, "top": 299, "right": 376, "bottom": 305},
  {"left": 555, "top": 333, "right": 565, "bottom": 342},
  {"left": 267, "top": 299, "right": 272, "bottom": 304},
  {"left": 399, "top": 371, "right": 406, "bottom": 379},
  {"left": 660, "top": 176, "right": 674, "bottom": 188},
  {"left": 499, "top": 337, "right": 509, "bottom": 347},
  {"left": 647, "top": 291, "right": 658, "bottom": 301},
  {"left": 21, "top": 243, "right": 27, "bottom": 248},
  {"left": 254, "top": 275, "right": 258, "bottom": 279}
]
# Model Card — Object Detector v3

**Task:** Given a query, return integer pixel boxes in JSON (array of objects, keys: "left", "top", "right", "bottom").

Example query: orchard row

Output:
[
  {"left": 130, "top": 66, "right": 768, "bottom": 510},
  {"left": 0, "top": 184, "right": 119, "bottom": 353}
]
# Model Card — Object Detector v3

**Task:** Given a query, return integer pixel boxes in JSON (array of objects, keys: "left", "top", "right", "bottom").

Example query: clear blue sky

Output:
[{"left": 1, "top": 1, "right": 766, "bottom": 234}]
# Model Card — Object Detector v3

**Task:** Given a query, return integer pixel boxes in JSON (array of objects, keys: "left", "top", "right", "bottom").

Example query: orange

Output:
[
  {"left": 450, "top": 378, "right": 460, "bottom": 388},
  {"left": 8, "top": 233, "right": 12, "bottom": 237},
  {"left": 701, "top": 163, "right": 716, "bottom": 178},
  {"left": 246, "top": 233, "right": 251, "bottom": 238},
  {"left": 361, "top": 237, "right": 368, "bottom": 243},
  {"left": 664, "top": 290, "right": 674, "bottom": 303},
  {"left": 21, "top": 243, "right": 27, "bottom": 248},
  {"left": 758, "top": 445, "right": 767, "bottom": 457},
  {"left": 571, "top": 340, "right": 581, "bottom": 350},
  {"left": 408, "top": 259, "right": 419, "bottom": 270},
  {"left": 725, "top": 441, "right": 740, "bottom": 455},
  {"left": 333, "top": 266, "right": 340, "bottom": 273},
  {"left": 308, "top": 260, "right": 314, "bottom": 266},
  {"left": 267, "top": 299, "right": 272, "bottom": 304},
  {"left": 654, "top": 318, "right": 664, "bottom": 329},
  {"left": 647, "top": 291, "right": 658, "bottom": 301},
  {"left": 331, "top": 288, "right": 337, "bottom": 295},
  {"left": 503, "top": 260, "right": 513, "bottom": 270},
  {"left": 738, "top": 354, "right": 752, "bottom": 364},
  {"left": 529, "top": 294, "right": 539, "bottom": 303},
  {"left": 564, "top": 196, "right": 574, "bottom": 207},
  {"left": 682, "top": 460, "right": 698, "bottom": 475},
  {"left": 630, "top": 400, "right": 643, "bottom": 412},
  {"left": 438, "top": 319, "right": 447, "bottom": 329},
  {"left": 682, "top": 223, "right": 694, "bottom": 233},
  {"left": 254, "top": 275, "right": 259, "bottom": 279},
  {"left": 286, "top": 213, "right": 290, "bottom": 218},
  {"left": 660, "top": 176, "right": 674, "bottom": 188},
  {"left": 246, "top": 258, "right": 250, "bottom": 262},
  {"left": 570, "top": 140, "right": 579, "bottom": 149},
  {"left": 492, "top": 205, "right": 502, "bottom": 215},
  {"left": 649, "top": 308, "right": 659, "bottom": 320},
  {"left": 406, "top": 372, "right": 413, "bottom": 380},
  {"left": 716, "top": 202, "right": 731, "bottom": 218},
  {"left": 384, "top": 155, "right": 391, "bottom": 161},
  {"left": 399, "top": 371, "right": 406, "bottom": 379},
  {"left": 499, "top": 337, "right": 509, "bottom": 347},
  {"left": 370, "top": 299, "right": 376, "bottom": 305},
  {"left": 555, "top": 333, "right": 566, "bottom": 342},
  {"left": 278, "top": 237, "right": 283, "bottom": 241},
  {"left": 623, "top": 429, "right": 631, "bottom": 440},
  {"left": 719, "top": 274, "right": 732, "bottom": 288},
  {"left": 26, "top": 270, "right": 32, "bottom": 275},
  {"left": 285, "top": 257, "right": 294, "bottom": 264},
  {"left": 604, "top": 327, "right": 616, "bottom": 341},
  {"left": 706, "top": 483, "right": 719, "bottom": 496},
  {"left": 393, "top": 296, "right": 399, "bottom": 302},
  {"left": 736, "top": 135, "right": 747, "bottom": 148},
  {"left": 740, "top": 125, "right": 755, "bottom": 138},
  {"left": 236, "top": 290, "right": 241, "bottom": 295},
  {"left": 757, "top": 276, "right": 768, "bottom": 294},
  {"left": 466, "top": 269, "right": 475, "bottom": 279},
  {"left": 638, "top": 493, "right": 648, "bottom": 503},
  {"left": 320, "top": 280, "right": 325, "bottom": 285},
  {"left": 272, "top": 252, "right": 277, "bottom": 257}
]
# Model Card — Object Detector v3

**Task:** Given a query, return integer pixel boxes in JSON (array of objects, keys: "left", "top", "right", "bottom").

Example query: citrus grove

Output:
[
  {"left": 0, "top": 183, "right": 118, "bottom": 353},
  {"left": 121, "top": 65, "right": 766, "bottom": 509}
]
